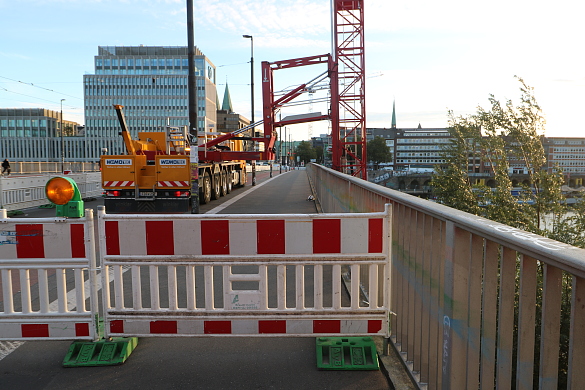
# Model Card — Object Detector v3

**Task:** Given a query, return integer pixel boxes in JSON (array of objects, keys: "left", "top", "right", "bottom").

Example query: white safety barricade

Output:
[
  {"left": 0, "top": 209, "right": 99, "bottom": 341},
  {"left": 98, "top": 205, "right": 392, "bottom": 338}
]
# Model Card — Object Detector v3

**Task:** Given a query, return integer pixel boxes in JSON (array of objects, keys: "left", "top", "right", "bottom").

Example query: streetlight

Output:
[
  {"left": 242, "top": 34, "right": 256, "bottom": 185},
  {"left": 60, "top": 99, "right": 65, "bottom": 173}
]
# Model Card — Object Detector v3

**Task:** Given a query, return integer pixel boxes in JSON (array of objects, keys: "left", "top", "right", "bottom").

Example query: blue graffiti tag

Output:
[{"left": 0, "top": 230, "right": 42, "bottom": 245}]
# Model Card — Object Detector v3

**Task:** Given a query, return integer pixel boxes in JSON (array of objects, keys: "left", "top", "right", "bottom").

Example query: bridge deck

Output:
[{"left": 0, "top": 167, "right": 406, "bottom": 389}]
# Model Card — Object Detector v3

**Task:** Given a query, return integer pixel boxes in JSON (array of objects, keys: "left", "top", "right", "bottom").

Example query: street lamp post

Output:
[
  {"left": 242, "top": 34, "right": 256, "bottom": 185},
  {"left": 60, "top": 99, "right": 65, "bottom": 173}
]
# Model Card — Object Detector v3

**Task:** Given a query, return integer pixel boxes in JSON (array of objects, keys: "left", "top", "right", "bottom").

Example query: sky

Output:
[{"left": 1, "top": 0, "right": 584, "bottom": 141}]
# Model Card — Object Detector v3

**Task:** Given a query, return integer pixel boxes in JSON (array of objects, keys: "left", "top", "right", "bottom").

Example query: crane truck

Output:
[{"left": 101, "top": 105, "right": 254, "bottom": 213}]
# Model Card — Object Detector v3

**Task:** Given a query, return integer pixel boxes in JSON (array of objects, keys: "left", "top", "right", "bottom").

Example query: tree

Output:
[
  {"left": 432, "top": 76, "right": 567, "bottom": 233},
  {"left": 432, "top": 113, "right": 482, "bottom": 215},
  {"left": 367, "top": 136, "right": 392, "bottom": 169},
  {"left": 294, "top": 141, "right": 317, "bottom": 165},
  {"left": 432, "top": 77, "right": 578, "bottom": 388},
  {"left": 63, "top": 125, "right": 75, "bottom": 137},
  {"left": 314, "top": 145, "right": 324, "bottom": 164}
]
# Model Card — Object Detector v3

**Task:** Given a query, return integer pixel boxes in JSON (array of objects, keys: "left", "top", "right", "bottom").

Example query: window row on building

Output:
[{"left": 396, "top": 138, "right": 451, "bottom": 144}]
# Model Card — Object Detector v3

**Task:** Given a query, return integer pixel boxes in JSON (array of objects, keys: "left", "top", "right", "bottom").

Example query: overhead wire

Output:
[
  {"left": 0, "top": 87, "right": 78, "bottom": 108},
  {"left": 0, "top": 75, "right": 83, "bottom": 101}
]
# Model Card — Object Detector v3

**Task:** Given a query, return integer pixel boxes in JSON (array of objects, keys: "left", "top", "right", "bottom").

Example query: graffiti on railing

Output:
[{"left": 442, "top": 315, "right": 451, "bottom": 375}]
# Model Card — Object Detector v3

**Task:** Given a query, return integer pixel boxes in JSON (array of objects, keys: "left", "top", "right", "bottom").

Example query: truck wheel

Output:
[
  {"left": 226, "top": 171, "right": 232, "bottom": 194},
  {"left": 220, "top": 171, "right": 228, "bottom": 196},
  {"left": 239, "top": 168, "right": 247, "bottom": 186},
  {"left": 200, "top": 172, "right": 211, "bottom": 204},
  {"left": 211, "top": 172, "right": 221, "bottom": 200}
]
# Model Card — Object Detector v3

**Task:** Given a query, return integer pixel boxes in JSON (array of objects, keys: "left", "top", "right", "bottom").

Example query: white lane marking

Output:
[{"left": 205, "top": 171, "right": 287, "bottom": 214}]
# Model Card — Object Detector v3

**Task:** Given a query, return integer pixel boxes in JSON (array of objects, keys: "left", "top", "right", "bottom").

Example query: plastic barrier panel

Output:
[
  {"left": 98, "top": 205, "right": 392, "bottom": 339},
  {"left": 0, "top": 209, "right": 99, "bottom": 341}
]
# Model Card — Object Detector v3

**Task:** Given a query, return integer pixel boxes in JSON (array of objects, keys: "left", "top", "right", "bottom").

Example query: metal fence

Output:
[
  {"left": 307, "top": 163, "right": 585, "bottom": 389},
  {"left": 3, "top": 162, "right": 99, "bottom": 174},
  {"left": 0, "top": 173, "right": 102, "bottom": 211}
]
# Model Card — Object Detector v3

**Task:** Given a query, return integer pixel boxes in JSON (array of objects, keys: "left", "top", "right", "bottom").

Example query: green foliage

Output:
[
  {"left": 434, "top": 77, "right": 580, "bottom": 389},
  {"left": 294, "top": 141, "right": 317, "bottom": 164},
  {"left": 367, "top": 136, "right": 392, "bottom": 169},
  {"left": 314, "top": 145, "right": 324, "bottom": 164},
  {"left": 432, "top": 76, "right": 573, "bottom": 236}
]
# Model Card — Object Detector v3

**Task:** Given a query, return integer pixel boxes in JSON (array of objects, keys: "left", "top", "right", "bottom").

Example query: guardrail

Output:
[
  {"left": 0, "top": 173, "right": 102, "bottom": 211},
  {"left": 3, "top": 162, "right": 99, "bottom": 174},
  {"left": 307, "top": 163, "right": 585, "bottom": 389}
]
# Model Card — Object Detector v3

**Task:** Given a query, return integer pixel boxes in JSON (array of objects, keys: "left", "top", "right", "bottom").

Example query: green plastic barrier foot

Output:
[
  {"left": 63, "top": 337, "right": 138, "bottom": 367},
  {"left": 316, "top": 337, "right": 379, "bottom": 370},
  {"left": 39, "top": 203, "right": 56, "bottom": 209},
  {"left": 7, "top": 210, "right": 24, "bottom": 216}
]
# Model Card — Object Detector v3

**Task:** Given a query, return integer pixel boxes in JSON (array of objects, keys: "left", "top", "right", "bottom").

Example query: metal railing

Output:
[
  {"left": 2, "top": 162, "right": 99, "bottom": 174},
  {"left": 0, "top": 173, "right": 102, "bottom": 211},
  {"left": 307, "top": 163, "right": 585, "bottom": 389}
]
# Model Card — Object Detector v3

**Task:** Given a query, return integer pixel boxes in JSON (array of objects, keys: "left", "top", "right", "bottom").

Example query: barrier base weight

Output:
[
  {"left": 316, "top": 337, "right": 379, "bottom": 370},
  {"left": 63, "top": 337, "right": 138, "bottom": 367}
]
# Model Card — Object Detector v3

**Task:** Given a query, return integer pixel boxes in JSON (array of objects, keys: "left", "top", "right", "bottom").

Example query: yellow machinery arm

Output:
[{"left": 113, "top": 104, "right": 136, "bottom": 155}]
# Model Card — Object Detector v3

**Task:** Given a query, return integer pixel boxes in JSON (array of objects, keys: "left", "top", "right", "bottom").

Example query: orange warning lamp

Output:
[{"left": 45, "top": 177, "right": 84, "bottom": 217}]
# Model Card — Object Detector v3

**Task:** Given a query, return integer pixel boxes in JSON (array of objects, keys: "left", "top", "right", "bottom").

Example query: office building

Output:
[
  {"left": 82, "top": 45, "right": 218, "bottom": 160},
  {"left": 0, "top": 108, "right": 82, "bottom": 162}
]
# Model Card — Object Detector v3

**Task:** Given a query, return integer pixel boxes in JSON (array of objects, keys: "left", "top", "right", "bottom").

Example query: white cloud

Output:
[
  {"left": 0, "top": 51, "right": 31, "bottom": 60},
  {"left": 194, "top": 0, "right": 329, "bottom": 45}
]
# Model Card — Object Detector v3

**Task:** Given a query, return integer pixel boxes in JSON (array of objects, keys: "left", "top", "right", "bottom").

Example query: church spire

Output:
[
  {"left": 222, "top": 82, "right": 234, "bottom": 113},
  {"left": 391, "top": 99, "right": 396, "bottom": 129}
]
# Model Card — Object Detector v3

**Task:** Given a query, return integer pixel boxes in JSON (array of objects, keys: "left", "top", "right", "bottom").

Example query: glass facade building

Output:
[
  {"left": 83, "top": 46, "right": 218, "bottom": 160},
  {"left": 0, "top": 108, "right": 82, "bottom": 162}
]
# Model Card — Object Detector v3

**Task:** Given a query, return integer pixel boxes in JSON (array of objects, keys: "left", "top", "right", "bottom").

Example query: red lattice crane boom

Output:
[{"left": 261, "top": 0, "right": 366, "bottom": 179}]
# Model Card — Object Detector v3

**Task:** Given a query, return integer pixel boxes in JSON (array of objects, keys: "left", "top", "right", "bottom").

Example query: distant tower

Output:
[
  {"left": 391, "top": 99, "right": 397, "bottom": 129},
  {"left": 222, "top": 82, "right": 234, "bottom": 113}
]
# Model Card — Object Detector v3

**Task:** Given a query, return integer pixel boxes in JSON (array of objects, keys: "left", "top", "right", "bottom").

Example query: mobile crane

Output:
[{"left": 101, "top": 105, "right": 252, "bottom": 213}]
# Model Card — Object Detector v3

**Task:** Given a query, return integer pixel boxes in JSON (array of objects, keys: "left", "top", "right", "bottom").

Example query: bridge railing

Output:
[{"left": 307, "top": 163, "right": 585, "bottom": 389}]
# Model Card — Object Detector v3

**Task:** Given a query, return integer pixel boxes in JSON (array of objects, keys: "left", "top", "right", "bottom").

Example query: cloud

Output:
[
  {"left": 194, "top": 0, "right": 330, "bottom": 45},
  {"left": 0, "top": 51, "right": 30, "bottom": 60}
]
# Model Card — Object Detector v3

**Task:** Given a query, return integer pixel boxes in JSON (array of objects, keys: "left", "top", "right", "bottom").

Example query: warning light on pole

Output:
[{"left": 45, "top": 177, "right": 84, "bottom": 218}]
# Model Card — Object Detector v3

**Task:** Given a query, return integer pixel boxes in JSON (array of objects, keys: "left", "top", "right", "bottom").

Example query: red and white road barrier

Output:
[
  {"left": 98, "top": 206, "right": 392, "bottom": 339},
  {"left": 101, "top": 212, "right": 386, "bottom": 256},
  {"left": 0, "top": 209, "right": 99, "bottom": 341},
  {"left": 107, "top": 317, "right": 384, "bottom": 337}
]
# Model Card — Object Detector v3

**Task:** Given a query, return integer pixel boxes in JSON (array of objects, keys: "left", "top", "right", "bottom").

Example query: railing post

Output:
[{"left": 441, "top": 221, "right": 471, "bottom": 389}]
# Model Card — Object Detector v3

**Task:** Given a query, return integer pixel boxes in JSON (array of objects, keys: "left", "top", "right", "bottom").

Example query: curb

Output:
[{"left": 375, "top": 337, "right": 418, "bottom": 389}]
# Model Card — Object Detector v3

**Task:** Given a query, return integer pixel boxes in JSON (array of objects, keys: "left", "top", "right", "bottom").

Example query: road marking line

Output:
[{"left": 206, "top": 172, "right": 287, "bottom": 214}]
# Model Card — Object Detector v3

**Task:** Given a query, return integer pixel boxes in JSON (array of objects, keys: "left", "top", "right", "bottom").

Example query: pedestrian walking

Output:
[{"left": 1, "top": 159, "right": 10, "bottom": 176}]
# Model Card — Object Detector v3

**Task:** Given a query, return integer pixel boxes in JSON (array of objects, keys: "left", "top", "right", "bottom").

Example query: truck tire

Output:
[
  {"left": 200, "top": 172, "right": 211, "bottom": 204},
  {"left": 211, "top": 172, "right": 221, "bottom": 200},
  {"left": 239, "top": 168, "right": 247, "bottom": 186},
  {"left": 226, "top": 170, "right": 232, "bottom": 194},
  {"left": 220, "top": 171, "right": 228, "bottom": 196}
]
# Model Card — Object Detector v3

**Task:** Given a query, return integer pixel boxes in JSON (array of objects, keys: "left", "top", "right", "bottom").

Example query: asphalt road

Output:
[{"left": 0, "top": 168, "right": 391, "bottom": 390}]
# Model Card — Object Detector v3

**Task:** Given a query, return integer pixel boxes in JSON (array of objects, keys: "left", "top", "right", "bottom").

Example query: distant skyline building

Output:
[
  {"left": 82, "top": 45, "right": 218, "bottom": 160},
  {"left": 0, "top": 108, "right": 82, "bottom": 162}
]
